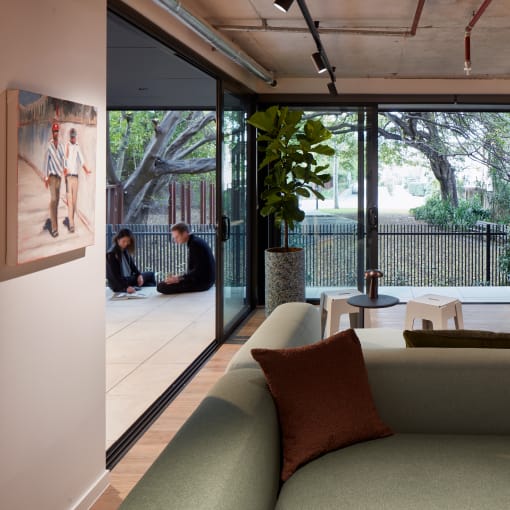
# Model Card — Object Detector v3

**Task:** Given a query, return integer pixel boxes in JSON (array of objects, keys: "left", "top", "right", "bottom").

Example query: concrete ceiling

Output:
[{"left": 182, "top": 0, "right": 510, "bottom": 80}]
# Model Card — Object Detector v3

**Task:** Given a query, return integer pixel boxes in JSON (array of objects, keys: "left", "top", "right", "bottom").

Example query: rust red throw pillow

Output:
[{"left": 251, "top": 329, "right": 393, "bottom": 481}]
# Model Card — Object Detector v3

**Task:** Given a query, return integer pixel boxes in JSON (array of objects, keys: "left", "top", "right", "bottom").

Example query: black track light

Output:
[
  {"left": 273, "top": 0, "right": 295, "bottom": 12},
  {"left": 327, "top": 82, "right": 338, "bottom": 95},
  {"left": 311, "top": 52, "right": 327, "bottom": 74}
]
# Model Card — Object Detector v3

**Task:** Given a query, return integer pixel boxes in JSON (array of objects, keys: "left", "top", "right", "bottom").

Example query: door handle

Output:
[
  {"left": 368, "top": 207, "right": 378, "bottom": 231},
  {"left": 221, "top": 215, "right": 231, "bottom": 242}
]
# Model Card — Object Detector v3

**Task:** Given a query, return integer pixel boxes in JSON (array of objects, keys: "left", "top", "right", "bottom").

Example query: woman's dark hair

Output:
[{"left": 113, "top": 228, "right": 136, "bottom": 253}]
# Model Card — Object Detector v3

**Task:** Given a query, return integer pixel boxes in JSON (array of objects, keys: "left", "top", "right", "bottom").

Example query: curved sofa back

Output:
[
  {"left": 120, "top": 368, "right": 280, "bottom": 510},
  {"left": 226, "top": 302, "right": 321, "bottom": 372},
  {"left": 365, "top": 348, "right": 510, "bottom": 434}
]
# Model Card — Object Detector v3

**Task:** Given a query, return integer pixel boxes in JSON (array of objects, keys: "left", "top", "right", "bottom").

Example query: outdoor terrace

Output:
[{"left": 105, "top": 283, "right": 509, "bottom": 447}]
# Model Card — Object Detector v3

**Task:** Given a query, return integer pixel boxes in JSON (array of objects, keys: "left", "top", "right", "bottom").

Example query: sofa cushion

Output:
[
  {"left": 276, "top": 433, "right": 510, "bottom": 510},
  {"left": 252, "top": 329, "right": 393, "bottom": 482},
  {"left": 226, "top": 302, "right": 321, "bottom": 372},
  {"left": 364, "top": 348, "right": 510, "bottom": 434},
  {"left": 355, "top": 328, "right": 405, "bottom": 349},
  {"left": 404, "top": 329, "right": 510, "bottom": 348},
  {"left": 119, "top": 369, "right": 280, "bottom": 510}
]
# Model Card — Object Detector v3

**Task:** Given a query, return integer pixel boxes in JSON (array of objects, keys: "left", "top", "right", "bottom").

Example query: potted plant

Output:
[{"left": 248, "top": 105, "right": 335, "bottom": 314}]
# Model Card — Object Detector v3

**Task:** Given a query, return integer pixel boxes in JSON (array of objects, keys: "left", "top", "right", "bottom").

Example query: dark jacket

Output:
[
  {"left": 180, "top": 234, "right": 215, "bottom": 288},
  {"left": 106, "top": 244, "right": 140, "bottom": 292}
]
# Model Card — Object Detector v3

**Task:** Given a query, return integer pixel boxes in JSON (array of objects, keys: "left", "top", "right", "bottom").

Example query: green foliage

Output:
[
  {"left": 248, "top": 106, "right": 334, "bottom": 248},
  {"left": 108, "top": 110, "right": 216, "bottom": 183},
  {"left": 499, "top": 241, "right": 510, "bottom": 283},
  {"left": 411, "top": 194, "right": 490, "bottom": 228},
  {"left": 489, "top": 171, "right": 510, "bottom": 224}
]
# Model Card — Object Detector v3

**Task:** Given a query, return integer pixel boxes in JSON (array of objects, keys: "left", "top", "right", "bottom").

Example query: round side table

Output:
[{"left": 347, "top": 294, "right": 400, "bottom": 328}]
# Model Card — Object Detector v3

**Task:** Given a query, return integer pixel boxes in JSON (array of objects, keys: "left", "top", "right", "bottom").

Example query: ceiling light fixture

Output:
[
  {"left": 295, "top": 0, "right": 337, "bottom": 94},
  {"left": 327, "top": 82, "right": 338, "bottom": 95},
  {"left": 273, "top": 0, "right": 295, "bottom": 12},
  {"left": 311, "top": 52, "right": 327, "bottom": 73}
]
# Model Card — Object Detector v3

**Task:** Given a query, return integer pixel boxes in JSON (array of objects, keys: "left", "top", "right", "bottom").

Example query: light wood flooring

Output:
[{"left": 93, "top": 303, "right": 509, "bottom": 510}]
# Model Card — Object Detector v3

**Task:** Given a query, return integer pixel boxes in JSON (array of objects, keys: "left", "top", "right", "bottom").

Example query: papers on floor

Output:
[{"left": 111, "top": 291, "right": 147, "bottom": 300}]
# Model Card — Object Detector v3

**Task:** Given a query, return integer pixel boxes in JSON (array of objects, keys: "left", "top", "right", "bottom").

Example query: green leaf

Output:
[
  {"left": 296, "top": 188, "right": 311, "bottom": 197},
  {"left": 247, "top": 105, "right": 279, "bottom": 132},
  {"left": 312, "top": 144, "right": 335, "bottom": 156}
]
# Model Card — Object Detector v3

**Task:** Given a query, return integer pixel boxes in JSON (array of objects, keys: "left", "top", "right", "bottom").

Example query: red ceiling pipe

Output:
[
  {"left": 410, "top": 0, "right": 426, "bottom": 36},
  {"left": 464, "top": 0, "right": 493, "bottom": 75}
]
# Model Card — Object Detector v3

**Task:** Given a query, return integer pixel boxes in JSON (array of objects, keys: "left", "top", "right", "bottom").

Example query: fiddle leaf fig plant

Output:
[{"left": 248, "top": 105, "right": 335, "bottom": 250}]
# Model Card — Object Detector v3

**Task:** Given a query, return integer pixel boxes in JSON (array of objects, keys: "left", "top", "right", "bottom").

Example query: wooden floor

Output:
[
  {"left": 92, "top": 303, "right": 509, "bottom": 510},
  {"left": 92, "top": 310, "right": 264, "bottom": 510}
]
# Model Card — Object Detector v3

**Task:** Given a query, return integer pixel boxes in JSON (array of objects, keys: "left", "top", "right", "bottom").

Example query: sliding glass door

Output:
[
  {"left": 284, "top": 107, "right": 377, "bottom": 298},
  {"left": 216, "top": 87, "right": 251, "bottom": 337}
]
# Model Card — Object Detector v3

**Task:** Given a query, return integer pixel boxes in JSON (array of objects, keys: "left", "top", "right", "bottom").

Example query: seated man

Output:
[{"left": 157, "top": 223, "right": 215, "bottom": 295}]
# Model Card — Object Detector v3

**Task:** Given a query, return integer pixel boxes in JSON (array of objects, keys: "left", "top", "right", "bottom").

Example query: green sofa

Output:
[{"left": 120, "top": 303, "right": 510, "bottom": 510}]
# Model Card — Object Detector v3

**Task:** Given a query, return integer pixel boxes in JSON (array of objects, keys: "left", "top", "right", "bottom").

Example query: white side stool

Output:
[
  {"left": 405, "top": 294, "right": 464, "bottom": 330},
  {"left": 320, "top": 289, "right": 371, "bottom": 338}
]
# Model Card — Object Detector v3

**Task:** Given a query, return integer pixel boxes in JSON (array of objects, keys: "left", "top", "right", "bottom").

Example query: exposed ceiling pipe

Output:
[
  {"left": 153, "top": 0, "right": 276, "bottom": 85},
  {"left": 464, "top": 0, "right": 493, "bottom": 76},
  {"left": 409, "top": 0, "right": 426, "bottom": 36},
  {"left": 217, "top": 0, "right": 427, "bottom": 38},
  {"left": 216, "top": 24, "right": 427, "bottom": 37}
]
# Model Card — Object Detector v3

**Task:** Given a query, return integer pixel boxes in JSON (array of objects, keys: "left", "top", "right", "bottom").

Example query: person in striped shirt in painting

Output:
[
  {"left": 43, "top": 122, "right": 66, "bottom": 238},
  {"left": 63, "top": 127, "right": 91, "bottom": 233}
]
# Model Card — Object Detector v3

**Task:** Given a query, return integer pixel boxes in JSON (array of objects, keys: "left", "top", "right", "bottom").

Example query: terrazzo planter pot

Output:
[{"left": 265, "top": 247, "right": 305, "bottom": 316}]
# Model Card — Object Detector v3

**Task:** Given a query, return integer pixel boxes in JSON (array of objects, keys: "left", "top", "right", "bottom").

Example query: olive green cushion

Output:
[
  {"left": 277, "top": 434, "right": 510, "bottom": 510},
  {"left": 404, "top": 329, "right": 510, "bottom": 348}
]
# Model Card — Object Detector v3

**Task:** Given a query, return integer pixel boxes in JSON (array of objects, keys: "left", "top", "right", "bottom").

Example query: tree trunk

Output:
[
  {"left": 122, "top": 111, "right": 182, "bottom": 214},
  {"left": 122, "top": 111, "right": 216, "bottom": 219},
  {"left": 106, "top": 115, "right": 120, "bottom": 185},
  {"left": 116, "top": 113, "right": 133, "bottom": 179},
  {"left": 124, "top": 180, "right": 159, "bottom": 224},
  {"left": 428, "top": 154, "right": 458, "bottom": 206}
]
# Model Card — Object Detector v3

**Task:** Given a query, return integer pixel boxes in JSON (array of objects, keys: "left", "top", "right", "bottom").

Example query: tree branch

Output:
[
  {"left": 153, "top": 157, "right": 216, "bottom": 176},
  {"left": 173, "top": 133, "right": 216, "bottom": 160}
]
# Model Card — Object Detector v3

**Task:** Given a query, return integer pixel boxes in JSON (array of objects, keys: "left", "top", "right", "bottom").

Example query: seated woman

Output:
[{"left": 106, "top": 228, "right": 156, "bottom": 293}]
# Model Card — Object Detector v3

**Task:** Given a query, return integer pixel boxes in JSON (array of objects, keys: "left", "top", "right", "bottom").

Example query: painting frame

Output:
[{"left": 4, "top": 89, "right": 97, "bottom": 266}]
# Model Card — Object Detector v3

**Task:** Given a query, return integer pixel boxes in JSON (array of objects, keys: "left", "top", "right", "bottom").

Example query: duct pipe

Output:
[
  {"left": 217, "top": 0, "right": 426, "bottom": 38},
  {"left": 153, "top": 0, "right": 276, "bottom": 85},
  {"left": 464, "top": 0, "right": 493, "bottom": 75}
]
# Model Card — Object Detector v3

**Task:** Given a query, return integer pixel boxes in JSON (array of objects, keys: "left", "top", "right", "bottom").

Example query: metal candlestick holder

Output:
[{"left": 365, "top": 269, "right": 383, "bottom": 299}]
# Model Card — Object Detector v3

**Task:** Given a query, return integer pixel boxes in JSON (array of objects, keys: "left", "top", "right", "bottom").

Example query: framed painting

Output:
[{"left": 4, "top": 89, "right": 97, "bottom": 265}]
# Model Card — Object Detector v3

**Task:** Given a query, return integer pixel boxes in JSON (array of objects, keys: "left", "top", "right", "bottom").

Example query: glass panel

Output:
[
  {"left": 222, "top": 92, "right": 249, "bottom": 327},
  {"left": 377, "top": 110, "right": 510, "bottom": 287},
  {"left": 106, "top": 12, "right": 217, "bottom": 448},
  {"left": 281, "top": 109, "right": 367, "bottom": 299}
]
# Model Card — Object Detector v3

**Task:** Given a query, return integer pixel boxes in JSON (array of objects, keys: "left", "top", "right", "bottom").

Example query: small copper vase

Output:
[{"left": 365, "top": 269, "right": 383, "bottom": 299}]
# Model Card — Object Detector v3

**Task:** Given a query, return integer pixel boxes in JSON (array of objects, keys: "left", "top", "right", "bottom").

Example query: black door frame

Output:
[
  {"left": 105, "top": 5, "right": 257, "bottom": 467},
  {"left": 215, "top": 81, "right": 257, "bottom": 342}
]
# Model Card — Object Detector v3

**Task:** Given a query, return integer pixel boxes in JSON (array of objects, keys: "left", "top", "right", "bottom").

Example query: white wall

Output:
[{"left": 0, "top": 1, "right": 108, "bottom": 509}]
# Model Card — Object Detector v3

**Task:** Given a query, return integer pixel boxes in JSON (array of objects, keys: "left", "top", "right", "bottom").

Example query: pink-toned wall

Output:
[{"left": 0, "top": 1, "right": 108, "bottom": 509}]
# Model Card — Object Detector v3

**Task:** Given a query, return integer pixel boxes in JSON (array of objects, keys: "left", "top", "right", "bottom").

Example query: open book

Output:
[{"left": 111, "top": 291, "right": 147, "bottom": 300}]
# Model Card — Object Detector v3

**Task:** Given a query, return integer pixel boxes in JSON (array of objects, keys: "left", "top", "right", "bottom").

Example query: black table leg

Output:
[{"left": 358, "top": 308, "right": 365, "bottom": 328}]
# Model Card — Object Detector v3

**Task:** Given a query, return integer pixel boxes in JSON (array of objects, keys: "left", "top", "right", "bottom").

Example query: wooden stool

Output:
[
  {"left": 405, "top": 294, "right": 464, "bottom": 330},
  {"left": 320, "top": 289, "right": 371, "bottom": 338}
]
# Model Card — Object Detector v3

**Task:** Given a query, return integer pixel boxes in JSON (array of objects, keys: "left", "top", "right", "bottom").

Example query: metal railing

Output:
[
  {"left": 107, "top": 223, "right": 509, "bottom": 288},
  {"left": 106, "top": 224, "right": 217, "bottom": 279},
  {"left": 106, "top": 224, "right": 245, "bottom": 286},
  {"left": 287, "top": 223, "right": 509, "bottom": 287}
]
